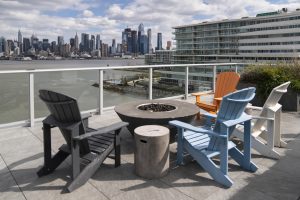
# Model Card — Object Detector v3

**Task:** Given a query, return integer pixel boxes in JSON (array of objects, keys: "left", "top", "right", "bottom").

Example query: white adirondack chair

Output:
[{"left": 233, "top": 81, "right": 290, "bottom": 159}]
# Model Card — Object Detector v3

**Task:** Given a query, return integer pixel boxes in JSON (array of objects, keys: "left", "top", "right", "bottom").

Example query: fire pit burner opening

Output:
[{"left": 137, "top": 103, "right": 177, "bottom": 112}]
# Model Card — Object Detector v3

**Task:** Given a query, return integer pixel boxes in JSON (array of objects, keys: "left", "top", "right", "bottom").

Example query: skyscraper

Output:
[
  {"left": 31, "top": 34, "right": 39, "bottom": 50},
  {"left": 90, "top": 35, "right": 95, "bottom": 51},
  {"left": 57, "top": 36, "right": 64, "bottom": 46},
  {"left": 23, "top": 38, "right": 30, "bottom": 53},
  {"left": 166, "top": 41, "right": 172, "bottom": 50},
  {"left": 42, "top": 39, "right": 50, "bottom": 51},
  {"left": 81, "top": 33, "right": 89, "bottom": 52},
  {"left": 18, "top": 30, "right": 22, "bottom": 49},
  {"left": 74, "top": 32, "right": 79, "bottom": 52},
  {"left": 147, "top": 29, "right": 152, "bottom": 53},
  {"left": 138, "top": 23, "right": 144, "bottom": 54},
  {"left": 156, "top": 33, "right": 162, "bottom": 51},
  {"left": 112, "top": 39, "right": 116, "bottom": 54},
  {"left": 96, "top": 34, "right": 101, "bottom": 50},
  {"left": 70, "top": 38, "right": 75, "bottom": 51},
  {"left": 0, "top": 37, "right": 5, "bottom": 53},
  {"left": 122, "top": 28, "right": 132, "bottom": 53},
  {"left": 131, "top": 30, "right": 138, "bottom": 54}
]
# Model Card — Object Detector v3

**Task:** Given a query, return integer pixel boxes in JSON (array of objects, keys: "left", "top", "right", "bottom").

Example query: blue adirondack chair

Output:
[{"left": 169, "top": 87, "right": 258, "bottom": 187}]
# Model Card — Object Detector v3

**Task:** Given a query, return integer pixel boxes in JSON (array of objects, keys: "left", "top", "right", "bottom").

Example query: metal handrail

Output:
[{"left": 0, "top": 63, "right": 244, "bottom": 128}]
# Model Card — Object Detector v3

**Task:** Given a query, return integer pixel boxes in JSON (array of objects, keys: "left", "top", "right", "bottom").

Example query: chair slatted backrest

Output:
[
  {"left": 213, "top": 72, "right": 240, "bottom": 105},
  {"left": 207, "top": 87, "right": 256, "bottom": 151},
  {"left": 39, "top": 90, "right": 90, "bottom": 154},
  {"left": 252, "top": 81, "right": 290, "bottom": 132}
]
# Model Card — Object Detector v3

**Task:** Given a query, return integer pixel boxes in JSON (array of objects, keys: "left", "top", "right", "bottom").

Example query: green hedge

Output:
[{"left": 240, "top": 63, "right": 300, "bottom": 99}]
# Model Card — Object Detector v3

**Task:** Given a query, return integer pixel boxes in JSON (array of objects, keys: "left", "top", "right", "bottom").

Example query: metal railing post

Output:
[
  {"left": 149, "top": 67, "right": 153, "bottom": 100},
  {"left": 235, "top": 65, "right": 238, "bottom": 73},
  {"left": 29, "top": 72, "right": 35, "bottom": 127},
  {"left": 185, "top": 66, "right": 189, "bottom": 99},
  {"left": 97, "top": 70, "right": 103, "bottom": 115},
  {"left": 212, "top": 65, "right": 217, "bottom": 92}
]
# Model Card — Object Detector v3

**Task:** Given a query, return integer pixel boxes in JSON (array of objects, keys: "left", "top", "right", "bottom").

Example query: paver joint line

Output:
[{"left": 0, "top": 153, "right": 28, "bottom": 200}]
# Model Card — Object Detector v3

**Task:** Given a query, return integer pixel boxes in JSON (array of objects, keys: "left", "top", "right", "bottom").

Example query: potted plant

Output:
[{"left": 238, "top": 62, "right": 300, "bottom": 111}]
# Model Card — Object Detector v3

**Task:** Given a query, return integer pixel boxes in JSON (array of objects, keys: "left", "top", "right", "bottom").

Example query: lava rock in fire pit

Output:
[{"left": 138, "top": 103, "right": 176, "bottom": 112}]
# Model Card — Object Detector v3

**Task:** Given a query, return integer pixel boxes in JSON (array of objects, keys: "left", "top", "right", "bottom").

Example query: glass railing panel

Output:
[
  {"left": 35, "top": 70, "right": 98, "bottom": 118},
  {"left": 103, "top": 68, "right": 148, "bottom": 107},
  {"left": 188, "top": 66, "right": 214, "bottom": 93},
  {"left": 0, "top": 73, "right": 29, "bottom": 124},
  {"left": 152, "top": 66, "right": 185, "bottom": 99}
]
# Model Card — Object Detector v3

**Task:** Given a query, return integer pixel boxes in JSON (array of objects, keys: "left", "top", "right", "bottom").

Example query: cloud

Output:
[
  {"left": 1, "top": 0, "right": 300, "bottom": 47},
  {"left": 82, "top": 10, "right": 94, "bottom": 18}
]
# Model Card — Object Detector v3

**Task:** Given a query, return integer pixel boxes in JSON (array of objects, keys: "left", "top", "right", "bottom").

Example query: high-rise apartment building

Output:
[
  {"left": 156, "top": 33, "right": 162, "bottom": 51},
  {"left": 173, "top": 9, "right": 300, "bottom": 63}
]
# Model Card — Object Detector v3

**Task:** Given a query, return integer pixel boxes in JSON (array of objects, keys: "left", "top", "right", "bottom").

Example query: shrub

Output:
[{"left": 240, "top": 62, "right": 300, "bottom": 100}]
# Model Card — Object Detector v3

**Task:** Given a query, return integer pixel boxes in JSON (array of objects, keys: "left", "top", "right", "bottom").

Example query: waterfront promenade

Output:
[{"left": 0, "top": 97, "right": 299, "bottom": 200}]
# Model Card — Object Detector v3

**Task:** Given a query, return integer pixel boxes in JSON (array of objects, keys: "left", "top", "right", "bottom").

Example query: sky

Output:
[{"left": 1, "top": 0, "right": 300, "bottom": 48}]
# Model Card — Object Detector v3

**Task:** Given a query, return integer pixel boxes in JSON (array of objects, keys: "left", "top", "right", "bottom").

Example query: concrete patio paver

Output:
[{"left": 0, "top": 100, "right": 299, "bottom": 200}]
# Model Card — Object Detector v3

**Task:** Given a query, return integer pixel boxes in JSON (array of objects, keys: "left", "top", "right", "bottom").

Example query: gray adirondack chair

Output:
[
  {"left": 233, "top": 81, "right": 290, "bottom": 159},
  {"left": 169, "top": 87, "right": 257, "bottom": 187},
  {"left": 37, "top": 90, "right": 128, "bottom": 192}
]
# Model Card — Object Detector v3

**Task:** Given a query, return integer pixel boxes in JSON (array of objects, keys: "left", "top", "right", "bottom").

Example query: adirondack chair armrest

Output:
[
  {"left": 81, "top": 113, "right": 92, "bottom": 120},
  {"left": 214, "top": 97, "right": 222, "bottom": 101},
  {"left": 252, "top": 115, "right": 274, "bottom": 121},
  {"left": 192, "top": 91, "right": 214, "bottom": 102},
  {"left": 191, "top": 90, "right": 214, "bottom": 96},
  {"left": 246, "top": 105, "right": 263, "bottom": 111},
  {"left": 169, "top": 120, "right": 227, "bottom": 138},
  {"left": 72, "top": 122, "right": 129, "bottom": 141},
  {"left": 202, "top": 112, "right": 217, "bottom": 119},
  {"left": 221, "top": 113, "right": 252, "bottom": 127}
]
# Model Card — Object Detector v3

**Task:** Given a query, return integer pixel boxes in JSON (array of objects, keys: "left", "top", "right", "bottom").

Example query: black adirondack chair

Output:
[{"left": 37, "top": 90, "right": 128, "bottom": 192}]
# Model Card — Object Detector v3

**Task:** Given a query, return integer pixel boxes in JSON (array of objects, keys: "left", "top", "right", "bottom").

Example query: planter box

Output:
[{"left": 237, "top": 82, "right": 300, "bottom": 112}]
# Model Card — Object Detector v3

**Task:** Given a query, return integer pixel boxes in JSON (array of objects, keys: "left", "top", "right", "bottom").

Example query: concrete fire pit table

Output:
[{"left": 115, "top": 100, "right": 198, "bottom": 142}]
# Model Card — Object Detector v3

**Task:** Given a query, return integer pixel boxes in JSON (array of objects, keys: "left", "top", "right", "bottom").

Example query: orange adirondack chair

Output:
[{"left": 192, "top": 72, "right": 240, "bottom": 115}]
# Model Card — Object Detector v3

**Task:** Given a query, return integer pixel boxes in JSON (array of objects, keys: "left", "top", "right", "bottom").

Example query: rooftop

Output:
[{"left": 0, "top": 97, "right": 300, "bottom": 200}]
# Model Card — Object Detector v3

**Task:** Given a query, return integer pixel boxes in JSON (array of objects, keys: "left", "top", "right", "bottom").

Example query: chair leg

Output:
[
  {"left": 114, "top": 130, "right": 121, "bottom": 167},
  {"left": 67, "top": 145, "right": 114, "bottom": 192},
  {"left": 186, "top": 144, "right": 233, "bottom": 187},
  {"left": 252, "top": 138, "right": 280, "bottom": 159},
  {"left": 229, "top": 147, "right": 258, "bottom": 172},
  {"left": 37, "top": 150, "right": 69, "bottom": 177},
  {"left": 176, "top": 128, "right": 184, "bottom": 165}
]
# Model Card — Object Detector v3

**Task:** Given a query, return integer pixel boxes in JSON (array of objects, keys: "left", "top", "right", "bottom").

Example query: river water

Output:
[{"left": 0, "top": 59, "right": 147, "bottom": 124}]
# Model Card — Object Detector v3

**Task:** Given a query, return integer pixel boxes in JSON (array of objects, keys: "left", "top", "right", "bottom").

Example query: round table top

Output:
[
  {"left": 134, "top": 125, "right": 170, "bottom": 137},
  {"left": 114, "top": 99, "right": 199, "bottom": 120}
]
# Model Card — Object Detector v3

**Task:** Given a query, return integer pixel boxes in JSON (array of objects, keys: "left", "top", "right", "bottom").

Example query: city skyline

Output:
[{"left": 1, "top": 0, "right": 300, "bottom": 46}]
